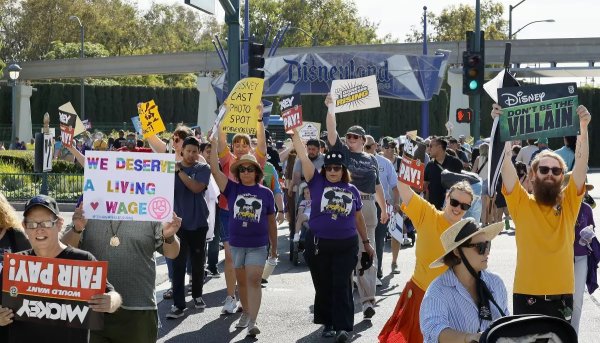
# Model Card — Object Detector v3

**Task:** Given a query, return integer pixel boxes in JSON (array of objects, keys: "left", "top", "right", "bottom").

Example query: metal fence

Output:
[{"left": 0, "top": 173, "right": 83, "bottom": 202}]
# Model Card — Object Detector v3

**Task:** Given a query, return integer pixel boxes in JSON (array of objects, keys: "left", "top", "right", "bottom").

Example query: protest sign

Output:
[
  {"left": 209, "top": 106, "right": 227, "bottom": 140},
  {"left": 138, "top": 100, "right": 166, "bottom": 138},
  {"left": 43, "top": 133, "right": 53, "bottom": 172},
  {"left": 398, "top": 138, "right": 427, "bottom": 191},
  {"left": 298, "top": 122, "right": 321, "bottom": 141},
  {"left": 497, "top": 83, "right": 579, "bottom": 142},
  {"left": 222, "top": 77, "right": 264, "bottom": 135},
  {"left": 58, "top": 102, "right": 85, "bottom": 147},
  {"left": 83, "top": 151, "right": 176, "bottom": 222},
  {"left": 280, "top": 93, "right": 303, "bottom": 132},
  {"left": 2, "top": 253, "right": 108, "bottom": 330},
  {"left": 331, "top": 75, "right": 380, "bottom": 113},
  {"left": 82, "top": 119, "right": 92, "bottom": 130},
  {"left": 131, "top": 116, "right": 143, "bottom": 135}
]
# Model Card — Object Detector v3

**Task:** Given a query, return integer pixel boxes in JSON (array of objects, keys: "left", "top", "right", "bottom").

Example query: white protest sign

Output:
[
  {"left": 83, "top": 151, "right": 176, "bottom": 222},
  {"left": 484, "top": 70, "right": 506, "bottom": 103},
  {"left": 331, "top": 75, "right": 380, "bottom": 113},
  {"left": 210, "top": 106, "right": 227, "bottom": 140},
  {"left": 43, "top": 133, "right": 53, "bottom": 172},
  {"left": 298, "top": 121, "right": 321, "bottom": 140}
]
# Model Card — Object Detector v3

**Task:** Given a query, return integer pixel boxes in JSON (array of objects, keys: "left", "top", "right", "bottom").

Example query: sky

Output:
[{"left": 147, "top": 0, "right": 600, "bottom": 42}]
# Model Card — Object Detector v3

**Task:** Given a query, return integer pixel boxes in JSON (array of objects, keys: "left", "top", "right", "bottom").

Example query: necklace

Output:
[{"left": 109, "top": 221, "right": 123, "bottom": 247}]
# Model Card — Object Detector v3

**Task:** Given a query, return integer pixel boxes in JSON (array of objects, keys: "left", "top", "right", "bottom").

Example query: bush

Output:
[{"left": 0, "top": 151, "right": 82, "bottom": 174}]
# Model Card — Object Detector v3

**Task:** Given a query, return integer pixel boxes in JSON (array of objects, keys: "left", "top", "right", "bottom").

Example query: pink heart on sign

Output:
[{"left": 90, "top": 202, "right": 99, "bottom": 210}]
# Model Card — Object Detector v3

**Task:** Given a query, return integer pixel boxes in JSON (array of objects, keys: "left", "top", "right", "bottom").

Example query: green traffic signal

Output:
[{"left": 469, "top": 80, "right": 478, "bottom": 90}]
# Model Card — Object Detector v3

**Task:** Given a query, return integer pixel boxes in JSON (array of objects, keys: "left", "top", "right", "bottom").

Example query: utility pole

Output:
[
  {"left": 225, "top": 0, "right": 240, "bottom": 92},
  {"left": 472, "top": 0, "right": 481, "bottom": 141}
]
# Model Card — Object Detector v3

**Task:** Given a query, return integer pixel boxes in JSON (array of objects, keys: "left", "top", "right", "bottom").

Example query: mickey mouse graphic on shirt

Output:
[
  {"left": 233, "top": 193, "right": 263, "bottom": 226},
  {"left": 321, "top": 186, "right": 353, "bottom": 220}
]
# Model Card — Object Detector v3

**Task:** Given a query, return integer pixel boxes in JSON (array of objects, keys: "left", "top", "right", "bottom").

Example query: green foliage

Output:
[
  {"left": 44, "top": 41, "right": 110, "bottom": 60},
  {"left": 0, "top": 150, "right": 82, "bottom": 173}
]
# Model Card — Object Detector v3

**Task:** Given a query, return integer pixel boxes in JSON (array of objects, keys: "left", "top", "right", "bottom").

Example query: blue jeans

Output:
[
  {"left": 207, "top": 205, "right": 221, "bottom": 269},
  {"left": 167, "top": 252, "right": 192, "bottom": 281}
]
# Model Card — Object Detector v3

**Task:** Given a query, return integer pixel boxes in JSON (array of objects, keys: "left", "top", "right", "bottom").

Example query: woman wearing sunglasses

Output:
[
  {"left": 379, "top": 179, "right": 474, "bottom": 343},
  {"left": 291, "top": 128, "right": 373, "bottom": 342},
  {"left": 420, "top": 218, "right": 508, "bottom": 343}
]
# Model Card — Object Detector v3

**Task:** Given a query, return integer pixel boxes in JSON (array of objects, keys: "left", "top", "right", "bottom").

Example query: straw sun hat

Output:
[
  {"left": 230, "top": 154, "right": 262, "bottom": 175},
  {"left": 430, "top": 218, "right": 504, "bottom": 268}
]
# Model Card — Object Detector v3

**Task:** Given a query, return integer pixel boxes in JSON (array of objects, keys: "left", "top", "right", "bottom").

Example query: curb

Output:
[{"left": 11, "top": 202, "right": 77, "bottom": 212}]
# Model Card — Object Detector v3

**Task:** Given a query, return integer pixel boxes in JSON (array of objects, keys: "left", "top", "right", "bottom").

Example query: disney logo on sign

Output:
[
  {"left": 568, "top": 86, "right": 575, "bottom": 94},
  {"left": 280, "top": 96, "right": 294, "bottom": 110},
  {"left": 501, "top": 91, "right": 546, "bottom": 107}
]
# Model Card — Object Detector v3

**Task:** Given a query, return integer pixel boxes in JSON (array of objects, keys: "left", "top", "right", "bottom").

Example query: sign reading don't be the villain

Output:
[{"left": 83, "top": 151, "right": 176, "bottom": 222}]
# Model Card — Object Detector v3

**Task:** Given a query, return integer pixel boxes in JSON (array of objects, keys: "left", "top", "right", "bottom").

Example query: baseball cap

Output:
[
  {"left": 381, "top": 136, "right": 396, "bottom": 148},
  {"left": 346, "top": 125, "right": 366, "bottom": 137},
  {"left": 24, "top": 194, "right": 60, "bottom": 217},
  {"left": 535, "top": 137, "right": 548, "bottom": 145}
]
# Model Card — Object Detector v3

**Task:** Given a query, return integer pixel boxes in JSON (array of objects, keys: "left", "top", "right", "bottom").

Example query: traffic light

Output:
[
  {"left": 462, "top": 51, "right": 484, "bottom": 95},
  {"left": 248, "top": 42, "right": 265, "bottom": 79},
  {"left": 456, "top": 108, "right": 473, "bottom": 123}
]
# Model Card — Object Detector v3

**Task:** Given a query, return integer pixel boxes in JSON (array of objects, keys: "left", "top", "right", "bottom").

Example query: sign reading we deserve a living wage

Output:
[
  {"left": 497, "top": 83, "right": 579, "bottom": 142},
  {"left": 398, "top": 138, "right": 427, "bottom": 191},
  {"left": 138, "top": 100, "right": 166, "bottom": 138},
  {"left": 222, "top": 77, "right": 264, "bottom": 135},
  {"left": 83, "top": 151, "right": 176, "bottom": 221},
  {"left": 331, "top": 75, "right": 380, "bottom": 113},
  {"left": 280, "top": 93, "right": 303, "bottom": 133},
  {"left": 2, "top": 253, "right": 107, "bottom": 330}
]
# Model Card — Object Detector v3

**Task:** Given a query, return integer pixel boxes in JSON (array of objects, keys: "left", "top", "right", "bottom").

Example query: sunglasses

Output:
[
  {"left": 384, "top": 145, "right": 396, "bottom": 149},
  {"left": 324, "top": 165, "right": 342, "bottom": 172},
  {"left": 24, "top": 218, "right": 58, "bottom": 230},
  {"left": 238, "top": 166, "right": 256, "bottom": 173},
  {"left": 345, "top": 133, "right": 363, "bottom": 140},
  {"left": 365, "top": 144, "right": 374, "bottom": 149},
  {"left": 537, "top": 166, "right": 563, "bottom": 176},
  {"left": 173, "top": 137, "right": 181, "bottom": 144},
  {"left": 449, "top": 198, "right": 471, "bottom": 211},
  {"left": 463, "top": 241, "right": 491, "bottom": 255}
]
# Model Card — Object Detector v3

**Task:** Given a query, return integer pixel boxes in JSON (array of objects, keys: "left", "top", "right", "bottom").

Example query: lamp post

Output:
[
  {"left": 287, "top": 26, "right": 318, "bottom": 46},
  {"left": 421, "top": 6, "right": 429, "bottom": 138},
  {"left": 69, "top": 15, "right": 85, "bottom": 119},
  {"left": 508, "top": 0, "right": 527, "bottom": 40},
  {"left": 8, "top": 63, "right": 21, "bottom": 150},
  {"left": 510, "top": 19, "right": 555, "bottom": 39}
]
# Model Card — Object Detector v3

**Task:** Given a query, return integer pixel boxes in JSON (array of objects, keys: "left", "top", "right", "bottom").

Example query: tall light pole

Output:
[
  {"left": 511, "top": 19, "right": 555, "bottom": 39},
  {"left": 8, "top": 63, "right": 21, "bottom": 150},
  {"left": 421, "top": 6, "right": 429, "bottom": 138},
  {"left": 69, "top": 15, "right": 85, "bottom": 119},
  {"left": 508, "top": 0, "right": 527, "bottom": 40}
]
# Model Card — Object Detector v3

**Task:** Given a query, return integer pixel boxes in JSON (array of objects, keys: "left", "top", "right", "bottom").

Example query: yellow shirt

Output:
[
  {"left": 401, "top": 194, "right": 451, "bottom": 291},
  {"left": 502, "top": 177, "right": 584, "bottom": 295}
]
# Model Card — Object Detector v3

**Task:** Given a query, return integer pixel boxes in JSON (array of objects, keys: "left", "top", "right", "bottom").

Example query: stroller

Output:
[{"left": 479, "top": 314, "right": 577, "bottom": 343}]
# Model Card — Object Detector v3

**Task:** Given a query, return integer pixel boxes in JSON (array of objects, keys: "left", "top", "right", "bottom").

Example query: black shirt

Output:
[
  {"left": 112, "top": 137, "right": 127, "bottom": 150},
  {"left": 8, "top": 246, "right": 114, "bottom": 343},
  {"left": 424, "top": 154, "right": 463, "bottom": 210}
]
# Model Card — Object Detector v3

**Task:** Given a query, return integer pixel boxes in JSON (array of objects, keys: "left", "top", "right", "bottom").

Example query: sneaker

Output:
[
  {"left": 221, "top": 296, "right": 238, "bottom": 314},
  {"left": 391, "top": 263, "right": 400, "bottom": 274},
  {"left": 376, "top": 278, "right": 382, "bottom": 287},
  {"left": 293, "top": 232, "right": 300, "bottom": 242},
  {"left": 166, "top": 305, "right": 186, "bottom": 319},
  {"left": 246, "top": 322, "right": 261, "bottom": 336},
  {"left": 236, "top": 302, "right": 244, "bottom": 312},
  {"left": 321, "top": 325, "right": 335, "bottom": 338},
  {"left": 335, "top": 330, "right": 350, "bottom": 342},
  {"left": 402, "top": 238, "right": 412, "bottom": 246},
  {"left": 235, "top": 313, "right": 250, "bottom": 328},
  {"left": 193, "top": 297, "right": 206, "bottom": 309},
  {"left": 162, "top": 288, "right": 173, "bottom": 300},
  {"left": 207, "top": 266, "right": 221, "bottom": 278},
  {"left": 261, "top": 278, "right": 268, "bottom": 284},
  {"left": 363, "top": 305, "right": 375, "bottom": 321}
]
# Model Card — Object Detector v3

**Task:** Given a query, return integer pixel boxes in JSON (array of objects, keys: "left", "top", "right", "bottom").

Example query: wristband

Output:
[
  {"left": 362, "top": 239, "right": 370, "bottom": 244},
  {"left": 163, "top": 235, "right": 175, "bottom": 244},
  {"left": 175, "top": 169, "right": 180, "bottom": 175}
]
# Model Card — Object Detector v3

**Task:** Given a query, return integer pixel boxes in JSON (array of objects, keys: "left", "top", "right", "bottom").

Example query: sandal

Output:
[{"left": 163, "top": 288, "right": 173, "bottom": 299}]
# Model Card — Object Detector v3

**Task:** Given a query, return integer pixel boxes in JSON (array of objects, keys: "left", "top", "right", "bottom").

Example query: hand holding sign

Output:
[
  {"left": 222, "top": 77, "right": 264, "bottom": 135},
  {"left": 331, "top": 75, "right": 380, "bottom": 113},
  {"left": 577, "top": 105, "right": 591, "bottom": 127}
]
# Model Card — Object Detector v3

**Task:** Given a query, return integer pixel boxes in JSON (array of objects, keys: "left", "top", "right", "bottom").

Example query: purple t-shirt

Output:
[
  {"left": 574, "top": 202, "right": 595, "bottom": 256},
  {"left": 307, "top": 170, "right": 362, "bottom": 239},
  {"left": 224, "top": 180, "right": 275, "bottom": 248}
]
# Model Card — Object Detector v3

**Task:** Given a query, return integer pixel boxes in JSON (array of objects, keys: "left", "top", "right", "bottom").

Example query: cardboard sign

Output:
[
  {"left": 58, "top": 103, "right": 85, "bottom": 147},
  {"left": 398, "top": 138, "right": 427, "bottom": 191},
  {"left": 331, "top": 75, "right": 380, "bottom": 113},
  {"left": 222, "top": 77, "right": 265, "bottom": 135},
  {"left": 131, "top": 116, "right": 143, "bottom": 135},
  {"left": 2, "top": 253, "right": 108, "bottom": 330},
  {"left": 280, "top": 93, "right": 303, "bottom": 132},
  {"left": 43, "top": 133, "right": 53, "bottom": 172},
  {"left": 209, "top": 106, "right": 227, "bottom": 140},
  {"left": 83, "top": 151, "right": 176, "bottom": 221},
  {"left": 138, "top": 100, "right": 166, "bottom": 138},
  {"left": 298, "top": 122, "right": 321, "bottom": 141},
  {"left": 497, "top": 83, "right": 579, "bottom": 142}
]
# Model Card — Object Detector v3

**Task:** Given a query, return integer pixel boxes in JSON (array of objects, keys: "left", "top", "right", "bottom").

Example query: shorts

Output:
[
  {"left": 230, "top": 245, "right": 268, "bottom": 269},
  {"left": 219, "top": 209, "right": 230, "bottom": 243}
]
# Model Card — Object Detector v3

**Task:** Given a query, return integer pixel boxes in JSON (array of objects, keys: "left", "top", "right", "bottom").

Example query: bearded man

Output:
[{"left": 492, "top": 103, "right": 591, "bottom": 321}]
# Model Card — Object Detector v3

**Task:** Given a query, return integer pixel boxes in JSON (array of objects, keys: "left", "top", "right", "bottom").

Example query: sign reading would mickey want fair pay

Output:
[
  {"left": 398, "top": 138, "right": 427, "bottom": 191},
  {"left": 280, "top": 93, "right": 303, "bottom": 132},
  {"left": 83, "top": 151, "right": 176, "bottom": 222},
  {"left": 222, "top": 77, "right": 265, "bottom": 135},
  {"left": 331, "top": 75, "right": 380, "bottom": 113},
  {"left": 298, "top": 121, "right": 321, "bottom": 140},
  {"left": 138, "top": 100, "right": 166, "bottom": 138},
  {"left": 2, "top": 253, "right": 108, "bottom": 330},
  {"left": 497, "top": 83, "right": 579, "bottom": 142},
  {"left": 58, "top": 102, "right": 85, "bottom": 147}
]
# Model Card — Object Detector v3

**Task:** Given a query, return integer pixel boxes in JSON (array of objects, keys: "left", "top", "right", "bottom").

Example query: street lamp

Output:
[
  {"left": 8, "top": 63, "right": 21, "bottom": 150},
  {"left": 69, "top": 15, "right": 85, "bottom": 119},
  {"left": 510, "top": 19, "right": 555, "bottom": 39},
  {"left": 508, "top": 0, "right": 527, "bottom": 40},
  {"left": 287, "top": 26, "right": 318, "bottom": 46}
]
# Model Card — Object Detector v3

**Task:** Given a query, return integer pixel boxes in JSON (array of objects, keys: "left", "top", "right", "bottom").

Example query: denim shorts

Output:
[{"left": 230, "top": 245, "right": 268, "bottom": 269}]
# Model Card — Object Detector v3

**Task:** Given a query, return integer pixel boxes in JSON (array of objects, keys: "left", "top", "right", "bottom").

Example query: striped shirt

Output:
[{"left": 420, "top": 269, "right": 509, "bottom": 343}]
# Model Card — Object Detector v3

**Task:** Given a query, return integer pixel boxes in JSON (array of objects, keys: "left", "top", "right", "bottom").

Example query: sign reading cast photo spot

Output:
[
  {"left": 398, "top": 138, "right": 427, "bottom": 191},
  {"left": 222, "top": 77, "right": 265, "bottom": 135},
  {"left": 497, "top": 83, "right": 579, "bottom": 142},
  {"left": 83, "top": 151, "right": 176, "bottom": 221},
  {"left": 331, "top": 75, "right": 380, "bottom": 113},
  {"left": 280, "top": 93, "right": 303, "bottom": 133},
  {"left": 2, "top": 253, "right": 108, "bottom": 330}
]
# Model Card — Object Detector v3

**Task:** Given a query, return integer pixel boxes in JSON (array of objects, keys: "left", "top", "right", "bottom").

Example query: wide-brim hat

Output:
[
  {"left": 230, "top": 154, "right": 262, "bottom": 175},
  {"left": 430, "top": 218, "right": 504, "bottom": 268}
]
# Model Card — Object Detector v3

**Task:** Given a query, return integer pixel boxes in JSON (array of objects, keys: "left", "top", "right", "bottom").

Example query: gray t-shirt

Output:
[
  {"left": 78, "top": 219, "right": 163, "bottom": 310},
  {"left": 293, "top": 154, "right": 325, "bottom": 179},
  {"left": 329, "top": 136, "right": 380, "bottom": 194}
]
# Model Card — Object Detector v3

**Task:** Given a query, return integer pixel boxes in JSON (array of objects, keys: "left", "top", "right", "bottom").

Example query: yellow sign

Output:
[
  {"left": 138, "top": 100, "right": 166, "bottom": 138},
  {"left": 221, "top": 78, "right": 264, "bottom": 135}
]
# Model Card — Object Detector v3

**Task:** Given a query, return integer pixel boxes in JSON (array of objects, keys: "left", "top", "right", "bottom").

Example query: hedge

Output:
[{"left": 0, "top": 151, "right": 83, "bottom": 174}]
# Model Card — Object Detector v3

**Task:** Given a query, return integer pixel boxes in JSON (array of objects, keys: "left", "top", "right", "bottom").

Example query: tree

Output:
[{"left": 405, "top": 0, "right": 508, "bottom": 42}]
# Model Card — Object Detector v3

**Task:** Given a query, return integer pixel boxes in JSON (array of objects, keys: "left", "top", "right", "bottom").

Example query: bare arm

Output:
[
  {"left": 492, "top": 104, "right": 519, "bottom": 193},
  {"left": 289, "top": 170, "right": 302, "bottom": 197},
  {"left": 572, "top": 105, "right": 591, "bottom": 191},
  {"left": 161, "top": 213, "right": 182, "bottom": 259},
  {"left": 268, "top": 213, "right": 278, "bottom": 258},
  {"left": 147, "top": 135, "right": 168, "bottom": 153},
  {"left": 375, "top": 184, "right": 389, "bottom": 224},
  {"left": 255, "top": 103, "right": 267, "bottom": 158},
  {"left": 60, "top": 205, "right": 85, "bottom": 247},
  {"left": 325, "top": 93, "right": 338, "bottom": 146},
  {"left": 438, "top": 329, "right": 481, "bottom": 343},
  {"left": 66, "top": 144, "right": 85, "bottom": 167},
  {"left": 218, "top": 117, "right": 229, "bottom": 156},
  {"left": 279, "top": 145, "right": 292, "bottom": 162},
  {"left": 291, "top": 129, "right": 315, "bottom": 182},
  {"left": 208, "top": 136, "right": 229, "bottom": 192},
  {"left": 397, "top": 180, "right": 416, "bottom": 206}
]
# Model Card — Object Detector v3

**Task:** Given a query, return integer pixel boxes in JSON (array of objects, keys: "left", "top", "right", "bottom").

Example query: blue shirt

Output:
[
  {"left": 554, "top": 146, "right": 575, "bottom": 171},
  {"left": 420, "top": 269, "right": 509, "bottom": 343},
  {"left": 374, "top": 154, "right": 397, "bottom": 203},
  {"left": 174, "top": 162, "right": 211, "bottom": 230}
]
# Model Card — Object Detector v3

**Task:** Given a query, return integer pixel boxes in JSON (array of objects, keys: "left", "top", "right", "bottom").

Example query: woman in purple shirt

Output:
[
  {"left": 291, "top": 128, "right": 374, "bottom": 342},
  {"left": 208, "top": 136, "right": 277, "bottom": 338}
]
